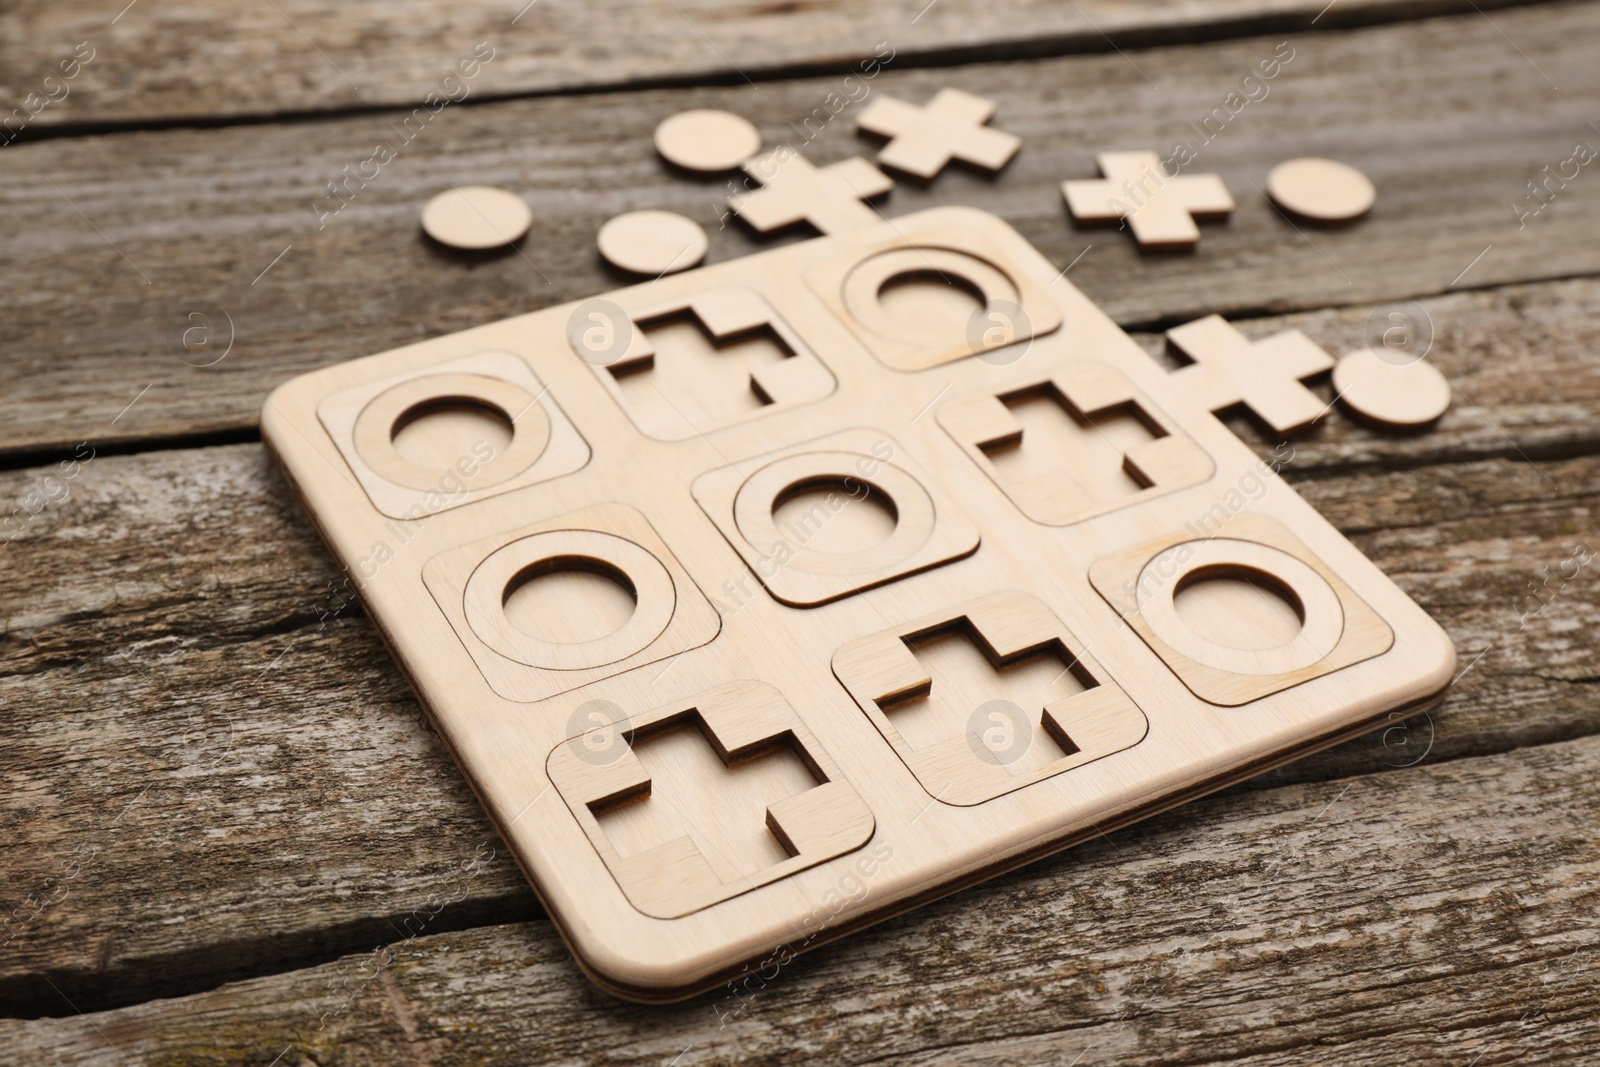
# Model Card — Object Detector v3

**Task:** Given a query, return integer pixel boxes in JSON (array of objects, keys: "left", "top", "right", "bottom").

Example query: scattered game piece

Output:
[
  {"left": 1165, "top": 314, "right": 1335, "bottom": 434},
  {"left": 856, "top": 88, "right": 1022, "bottom": 179},
  {"left": 265, "top": 205, "right": 1454, "bottom": 1003},
  {"left": 597, "top": 210, "right": 709, "bottom": 276},
  {"left": 1332, "top": 347, "right": 1450, "bottom": 427},
  {"left": 420, "top": 185, "right": 533, "bottom": 250},
  {"left": 1062, "top": 151, "right": 1235, "bottom": 249},
  {"left": 729, "top": 150, "right": 893, "bottom": 235},
  {"left": 1267, "top": 158, "right": 1376, "bottom": 223},
  {"left": 654, "top": 109, "right": 762, "bottom": 173}
]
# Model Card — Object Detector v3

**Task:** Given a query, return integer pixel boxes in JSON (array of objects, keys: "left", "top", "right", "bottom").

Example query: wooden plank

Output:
[
  {"left": 0, "top": 0, "right": 1555, "bottom": 130},
  {"left": 3, "top": 4, "right": 1599, "bottom": 457},
  {"left": 0, "top": 442, "right": 532, "bottom": 1018},
  {"left": 4, "top": 392, "right": 1599, "bottom": 1013},
  {"left": 5, "top": 733, "right": 1597, "bottom": 1064}
]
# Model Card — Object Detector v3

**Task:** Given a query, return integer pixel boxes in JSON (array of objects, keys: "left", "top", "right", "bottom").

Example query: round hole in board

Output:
[
  {"left": 874, "top": 269, "right": 987, "bottom": 340},
  {"left": 770, "top": 477, "right": 899, "bottom": 555},
  {"left": 1172, "top": 564, "right": 1306, "bottom": 652},
  {"left": 390, "top": 397, "right": 515, "bottom": 471},
  {"left": 502, "top": 556, "right": 639, "bottom": 645}
]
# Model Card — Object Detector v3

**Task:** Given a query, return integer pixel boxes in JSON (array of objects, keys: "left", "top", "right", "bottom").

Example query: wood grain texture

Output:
[
  {"left": 4, "top": 332, "right": 1599, "bottom": 1014},
  {"left": 6, "top": 0, "right": 1599, "bottom": 1044},
  {"left": 4, "top": 732, "right": 1596, "bottom": 1064},
  {"left": 4, "top": 4, "right": 1600, "bottom": 458},
  {"left": 0, "top": 0, "right": 1554, "bottom": 130}
]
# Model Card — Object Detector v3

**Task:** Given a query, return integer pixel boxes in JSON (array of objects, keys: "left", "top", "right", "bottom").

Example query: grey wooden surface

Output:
[
  {"left": 1, "top": 0, "right": 1557, "bottom": 128},
  {"left": 3, "top": 5, "right": 1598, "bottom": 458},
  {"left": 2, "top": 1, "right": 1598, "bottom": 1063}
]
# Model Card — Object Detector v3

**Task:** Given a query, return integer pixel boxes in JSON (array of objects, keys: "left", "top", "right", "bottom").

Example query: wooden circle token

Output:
[
  {"left": 654, "top": 109, "right": 761, "bottom": 173},
  {"left": 597, "top": 210, "right": 709, "bottom": 276},
  {"left": 1266, "top": 158, "right": 1376, "bottom": 222},
  {"left": 421, "top": 186, "right": 533, "bottom": 250},
  {"left": 1332, "top": 347, "right": 1450, "bottom": 427}
]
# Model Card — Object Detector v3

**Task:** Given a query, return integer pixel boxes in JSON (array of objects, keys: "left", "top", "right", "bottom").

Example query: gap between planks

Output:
[
  {"left": 2, "top": 732, "right": 1596, "bottom": 1062},
  {"left": 0, "top": 0, "right": 1573, "bottom": 139},
  {"left": 5, "top": 3, "right": 1599, "bottom": 457},
  {"left": 3, "top": 440, "right": 1599, "bottom": 1017}
]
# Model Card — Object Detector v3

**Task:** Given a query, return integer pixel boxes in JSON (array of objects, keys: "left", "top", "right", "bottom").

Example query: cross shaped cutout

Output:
[
  {"left": 1062, "top": 151, "right": 1234, "bottom": 249},
  {"left": 857, "top": 88, "right": 1022, "bottom": 180},
  {"left": 547, "top": 680, "right": 875, "bottom": 918},
  {"left": 1165, "top": 314, "right": 1335, "bottom": 435},
  {"left": 729, "top": 149, "right": 893, "bottom": 235}
]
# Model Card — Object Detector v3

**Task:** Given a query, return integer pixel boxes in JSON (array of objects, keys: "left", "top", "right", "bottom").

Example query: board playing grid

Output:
[{"left": 262, "top": 206, "right": 1455, "bottom": 1001}]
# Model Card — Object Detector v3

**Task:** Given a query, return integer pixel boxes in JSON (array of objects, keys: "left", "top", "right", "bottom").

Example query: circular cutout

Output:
[
  {"left": 876, "top": 270, "right": 987, "bottom": 336},
  {"left": 1136, "top": 539, "right": 1344, "bottom": 676},
  {"left": 733, "top": 451, "right": 936, "bottom": 577},
  {"left": 1333, "top": 347, "right": 1450, "bottom": 428},
  {"left": 502, "top": 557, "right": 638, "bottom": 645},
  {"left": 353, "top": 373, "right": 551, "bottom": 492},
  {"left": 597, "top": 210, "right": 709, "bottom": 276},
  {"left": 421, "top": 186, "right": 533, "bottom": 250},
  {"left": 391, "top": 398, "right": 514, "bottom": 470},
  {"left": 771, "top": 478, "right": 899, "bottom": 555},
  {"left": 464, "top": 531, "right": 676, "bottom": 671},
  {"left": 1173, "top": 566, "right": 1305, "bottom": 651},
  {"left": 843, "top": 247, "right": 1022, "bottom": 352},
  {"left": 654, "top": 109, "right": 762, "bottom": 173},
  {"left": 1266, "top": 158, "right": 1376, "bottom": 223}
]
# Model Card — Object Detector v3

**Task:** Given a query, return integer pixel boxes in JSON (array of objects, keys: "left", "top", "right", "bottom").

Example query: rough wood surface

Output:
[
  {"left": 4, "top": 733, "right": 1596, "bottom": 1065},
  {"left": 4, "top": 4, "right": 1599, "bottom": 458},
  {"left": 7, "top": 0, "right": 1600, "bottom": 1055},
  {"left": 4, "top": 278, "right": 1599, "bottom": 1018},
  {"left": 1, "top": 0, "right": 1552, "bottom": 129}
]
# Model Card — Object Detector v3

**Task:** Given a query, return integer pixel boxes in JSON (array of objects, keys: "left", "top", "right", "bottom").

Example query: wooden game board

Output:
[{"left": 262, "top": 205, "right": 1455, "bottom": 1001}]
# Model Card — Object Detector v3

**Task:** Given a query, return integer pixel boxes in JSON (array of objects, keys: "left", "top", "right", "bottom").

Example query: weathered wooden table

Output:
[{"left": 4, "top": 1, "right": 1599, "bottom": 1062}]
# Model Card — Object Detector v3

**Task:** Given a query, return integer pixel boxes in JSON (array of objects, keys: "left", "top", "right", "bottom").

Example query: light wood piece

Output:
[
  {"left": 316, "top": 350, "right": 590, "bottom": 519},
  {"left": 581, "top": 286, "right": 835, "bottom": 441},
  {"left": 1267, "top": 157, "right": 1377, "bottom": 223},
  {"left": 730, "top": 150, "right": 893, "bottom": 235},
  {"left": 1165, "top": 313, "right": 1336, "bottom": 435},
  {"left": 597, "top": 210, "right": 709, "bottom": 276},
  {"left": 804, "top": 223, "right": 1063, "bottom": 371},
  {"left": 1089, "top": 514, "right": 1395, "bottom": 706},
  {"left": 262, "top": 206, "right": 1454, "bottom": 1002},
  {"left": 833, "top": 592, "right": 1148, "bottom": 805},
  {"left": 547, "top": 679, "right": 874, "bottom": 918},
  {"left": 420, "top": 185, "right": 533, "bottom": 250},
  {"left": 1062, "top": 151, "right": 1235, "bottom": 249},
  {"left": 691, "top": 427, "right": 980, "bottom": 605},
  {"left": 937, "top": 360, "right": 1214, "bottom": 525},
  {"left": 1333, "top": 346, "right": 1452, "bottom": 427},
  {"left": 420, "top": 502, "right": 721, "bottom": 702},
  {"left": 653, "top": 109, "right": 762, "bottom": 173},
  {"left": 857, "top": 88, "right": 1022, "bottom": 179}
]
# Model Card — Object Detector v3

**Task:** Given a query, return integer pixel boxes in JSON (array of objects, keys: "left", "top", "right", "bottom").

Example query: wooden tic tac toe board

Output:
[{"left": 262, "top": 206, "right": 1455, "bottom": 1001}]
